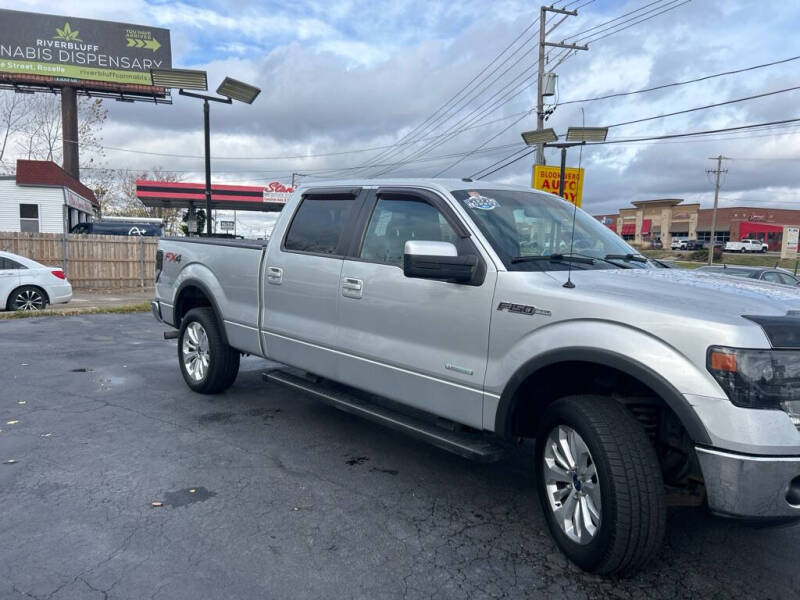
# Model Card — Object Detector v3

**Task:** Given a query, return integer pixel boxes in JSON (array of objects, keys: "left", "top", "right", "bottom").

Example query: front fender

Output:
[{"left": 487, "top": 319, "right": 718, "bottom": 444}]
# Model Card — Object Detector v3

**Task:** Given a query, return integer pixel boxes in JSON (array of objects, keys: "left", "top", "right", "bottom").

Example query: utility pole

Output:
[
  {"left": 707, "top": 155, "right": 729, "bottom": 265},
  {"left": 536, "top": 5, "right": 588, "bottom": 166}
]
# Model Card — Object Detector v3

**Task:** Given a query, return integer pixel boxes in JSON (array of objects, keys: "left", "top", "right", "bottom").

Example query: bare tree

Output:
[
  {"left": 0, "top": 93, "right": 30, "bottom": 173},
  {"left": 100, "top": 167, "right": 183, "bottom": 234},
  {"left": 14, "top": 94, "right": 107, "bottom": 166}
]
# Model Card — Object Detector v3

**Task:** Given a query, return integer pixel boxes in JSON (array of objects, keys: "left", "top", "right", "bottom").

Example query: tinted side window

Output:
[
  {"left": 284, "top": 197, "right": 355, "bottom": 255},
  {"left": 781, "top": 273, "right": 799, "bottom": 285},
  {"left": 360, "top": 197, "right": 458, "bottom": 267},
  {"left": 0, "top": 257, "right": 25, "bottom": 269},
  {"left": 763, "top": 271, "right": 797, "bottom": 286}
]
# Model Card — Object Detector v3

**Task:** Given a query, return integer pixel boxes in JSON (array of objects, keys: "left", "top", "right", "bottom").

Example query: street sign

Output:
[
  {"left": 0, "top": 9, "right": 171, "bottom": 94},
  {"left": 532, "top": 165, "right": 584, "bottom": 207},
  {"left": 219, "top": 220, "right": 235, "bottom": 232},
  {"left": 781, "top": 226, "right": 799, "bottom": 259}
]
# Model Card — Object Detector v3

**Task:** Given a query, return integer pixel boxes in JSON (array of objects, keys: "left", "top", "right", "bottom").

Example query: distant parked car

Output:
[
  {"left": 696, "top": 265, "right": 800, "bottom": 287},
  {"left": 724, "top": 238, "right": 768, "bottom": 253},
  {"left": 670, "top": 238, "right": 688, "bottom": 250},
  {"left": 71, "top": 217, "right": 163, "bottom": 237},
  {"left": 679, "top": 240, "right": 703, "bottom": 250},
  {"left": 0, "top": 250, "right": 72, "bottom": 311},
  {"left": 649, "top": 238, "right": 663, "bottom": 249}
]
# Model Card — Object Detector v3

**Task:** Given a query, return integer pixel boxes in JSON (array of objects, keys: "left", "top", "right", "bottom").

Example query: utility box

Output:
[{"left": 542, "top": 72, "right": 557, "bottom": 96}]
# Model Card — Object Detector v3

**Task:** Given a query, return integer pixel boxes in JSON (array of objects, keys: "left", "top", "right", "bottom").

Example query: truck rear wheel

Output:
[
  {"left": 178, "top": 307, "right": 240, "bottom": 394},
  {"left": 535, "top": 395, "right": 666, "bottom": 576}
]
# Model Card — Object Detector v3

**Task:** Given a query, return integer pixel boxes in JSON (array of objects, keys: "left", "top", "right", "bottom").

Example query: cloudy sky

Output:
[{"left": 3, "top": 0, "right": 800, "bottom": 235}]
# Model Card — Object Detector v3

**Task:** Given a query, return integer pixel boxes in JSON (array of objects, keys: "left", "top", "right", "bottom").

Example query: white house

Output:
[{"left": 0, "top": 160, "right": 98, "bottom": 233}]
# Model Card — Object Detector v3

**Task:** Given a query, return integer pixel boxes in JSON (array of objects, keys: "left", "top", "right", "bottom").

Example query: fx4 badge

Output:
[
  {"left": 497, "top": 302, "right": 551, "bottom": 317},
  {"left": 165, "top": 252, "right": 182, "bottom": 263}
]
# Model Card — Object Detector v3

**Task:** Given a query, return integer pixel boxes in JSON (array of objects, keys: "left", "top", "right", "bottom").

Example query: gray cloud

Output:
[{"left": 3, "top": 0, "right": 800, "bottom": 222}]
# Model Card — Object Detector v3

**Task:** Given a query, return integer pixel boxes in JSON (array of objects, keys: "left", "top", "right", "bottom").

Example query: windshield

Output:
[{"left": 452, "top": 189, "right": 642, "bottom": 271}]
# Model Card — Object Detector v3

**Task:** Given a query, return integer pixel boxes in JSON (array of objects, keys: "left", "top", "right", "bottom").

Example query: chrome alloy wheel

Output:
[
  {"left": 14, "top": 289, "right": 45, "bottom": 311},
  {"left": 182, "top": 322, "right": 210, "bottom": 382},
  {"left": 543, "top": 425, "right": 602, "bottom": 544}
]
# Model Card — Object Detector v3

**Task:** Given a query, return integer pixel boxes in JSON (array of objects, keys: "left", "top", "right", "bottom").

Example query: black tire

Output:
[
  {"left": 7, "top": 285, "right": 48, "bottom": 311},
  {"left": 178, "top": 307, "right": 240, "bottom": 394},
  {"left": 535, "top": 395, "right": 666, "bottom": 576}
]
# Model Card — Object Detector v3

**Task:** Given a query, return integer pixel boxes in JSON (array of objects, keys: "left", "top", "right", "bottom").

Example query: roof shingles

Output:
[{"left": 15, "top": 160, "right": 98, "bottom": 207}]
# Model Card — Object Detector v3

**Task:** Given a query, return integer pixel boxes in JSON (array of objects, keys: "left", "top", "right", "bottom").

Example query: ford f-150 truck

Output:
[{"left": 152, "top": 180, "right": 800, "bottom": 575}]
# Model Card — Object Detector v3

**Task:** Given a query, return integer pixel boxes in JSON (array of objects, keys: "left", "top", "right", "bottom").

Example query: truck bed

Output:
[{"left": 155, "top": 236, "right": 270, "bottom": 356}]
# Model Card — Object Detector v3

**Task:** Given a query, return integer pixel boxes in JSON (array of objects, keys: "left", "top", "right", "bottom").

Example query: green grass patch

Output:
[
  {"left": 641, "top": 249, "right": 800, "bottom": 272},
  {"left": 0, "top": 302, "right": 151, "bottom": 320}
]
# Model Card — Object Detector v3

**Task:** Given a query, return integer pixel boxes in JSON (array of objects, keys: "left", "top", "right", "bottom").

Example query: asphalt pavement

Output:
[{"left": 1, "top": 313, "right": 798, "bottom": 599}]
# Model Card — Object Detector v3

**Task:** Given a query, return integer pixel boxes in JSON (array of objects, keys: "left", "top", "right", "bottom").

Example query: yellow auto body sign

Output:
[{"left": 532, "top": 165, "right": 584, "bottom": 207}]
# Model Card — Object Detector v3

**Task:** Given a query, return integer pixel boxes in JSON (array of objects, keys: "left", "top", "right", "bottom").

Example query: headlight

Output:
[{"left": 708, "top": 346, "right": 800, "bottom": 430}]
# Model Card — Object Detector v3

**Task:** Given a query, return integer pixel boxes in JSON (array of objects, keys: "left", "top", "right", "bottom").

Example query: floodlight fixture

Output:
[
  {"left": 216, "top": 77, "right": 261, "bottom": 104},
  {"left": 521, "top": 128, "right": 558, "bottom": 146},
  {"left": 565, "top": 126, "right": 608, "bottom": 143},
  {"left": 150, "top": 68, "right": 208, "bottom": 91}
]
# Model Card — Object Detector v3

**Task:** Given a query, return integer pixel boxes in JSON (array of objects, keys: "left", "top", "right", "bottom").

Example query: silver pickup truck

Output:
[{"left": 152, "top": 179, "right": 800, "bottom": 575}]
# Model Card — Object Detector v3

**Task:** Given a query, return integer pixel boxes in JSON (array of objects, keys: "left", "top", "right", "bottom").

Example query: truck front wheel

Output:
[
  {"left": 178, "top": 307, "right": 240, "bottom": 394},
  {"left": 535, "top": 395, "right": 666, "bottom": 576}
]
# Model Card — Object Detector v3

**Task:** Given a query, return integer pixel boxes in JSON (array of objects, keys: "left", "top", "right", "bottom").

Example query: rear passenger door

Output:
[
  {"left": 260, "top": 188, "right": 366, "bottom": 380},
  {"left": 0, "top": 257, "right": 22, "bottom": 308}
]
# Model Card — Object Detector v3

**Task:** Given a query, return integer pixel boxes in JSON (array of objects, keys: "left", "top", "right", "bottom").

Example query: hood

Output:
[{"left": 558, "top": 267, "right": 800, "bottom": 322}]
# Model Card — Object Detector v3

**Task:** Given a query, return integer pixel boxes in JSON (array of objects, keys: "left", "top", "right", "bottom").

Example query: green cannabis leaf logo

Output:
[{"left": 54, "top": 22, "right": 82, "bottom": 42}]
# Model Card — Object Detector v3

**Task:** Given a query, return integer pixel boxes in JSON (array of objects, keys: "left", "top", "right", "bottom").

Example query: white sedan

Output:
[{"left": 0, "top": 250, "right": 72, "bottom": 311}]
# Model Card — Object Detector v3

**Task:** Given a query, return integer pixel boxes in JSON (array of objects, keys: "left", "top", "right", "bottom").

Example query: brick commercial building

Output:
[{"left": 596, "top": 199, "right": 800, "bottom": 250}]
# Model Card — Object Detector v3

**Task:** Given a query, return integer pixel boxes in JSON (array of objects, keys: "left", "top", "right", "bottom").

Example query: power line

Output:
[
  {"left": 604, "top": 84, "right": 800, "bottom": 129},
  {"left": 352, "top": 13, "right": 545, "bottom": 174},
  {"left": 60, "top": 110, "right": 534, "bottom": 161},
  {"left": 470, "top": 118, "right": 800, "bottom": 178},
  {"left": 386, "top": 0, "right": 689, "bottom": 176},
  {"left": 366, "top": 22, "right": 548, "bottom": 174},
  {"left": 82, "top": 140, "right": 524, "bottom": 178},
  {"left": 570, "top": 0, "right": 688, "bottom": 44},
  {"left": 557, "top": 54, "right": 800, "bottom": 106},
  {"left": 562, "top": 0, "right": 670, "bottom": 41},
  {"left": 578, "top": 0, "right": 691, "bottom": 45}
]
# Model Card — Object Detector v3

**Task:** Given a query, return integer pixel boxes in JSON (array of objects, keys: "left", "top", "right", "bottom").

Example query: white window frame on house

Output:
[{"left": 19, "top": 203, "right": 40, "bottom": 232}]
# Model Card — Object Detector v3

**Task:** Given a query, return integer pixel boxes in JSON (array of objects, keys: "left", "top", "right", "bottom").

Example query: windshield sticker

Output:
[{"left": 466, "top": 191, "right": 499, "bottom": 210}]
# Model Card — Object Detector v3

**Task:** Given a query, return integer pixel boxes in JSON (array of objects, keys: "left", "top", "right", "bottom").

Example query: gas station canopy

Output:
[{"left": 136, "top": 180, "right": 287, "bottom": 212}]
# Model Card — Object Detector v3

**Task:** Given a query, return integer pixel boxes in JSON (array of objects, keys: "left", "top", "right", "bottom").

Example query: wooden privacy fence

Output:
[{"left": 0, "top": 232, "right": 158, "bottom": 290}]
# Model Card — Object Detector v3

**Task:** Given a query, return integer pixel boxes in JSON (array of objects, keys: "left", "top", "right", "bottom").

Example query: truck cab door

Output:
[
  {"left": 335, "top": 188, "right": 497, "bottom": 430},
  {"left": 260, "top": 187, "right": 366, "bottom": 380}
]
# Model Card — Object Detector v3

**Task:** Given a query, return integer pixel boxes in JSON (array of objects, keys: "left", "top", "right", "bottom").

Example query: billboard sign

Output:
[
  {"left": 0, "top": 9, "right": 170, "bottom": 92},
  {"left": 532, "top": 165, "right": 584, "bottom": 207}
]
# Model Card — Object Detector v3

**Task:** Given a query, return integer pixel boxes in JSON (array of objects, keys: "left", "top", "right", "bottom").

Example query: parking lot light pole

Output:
[
  {"left": 150, "top": 70, "right": 261, "bottom": 236},
  {"left": 178, "top": 90, "right": 232, "bottom": 235},
  {"left": 521, "top": 126, "right": 608, "bottom": 201}
]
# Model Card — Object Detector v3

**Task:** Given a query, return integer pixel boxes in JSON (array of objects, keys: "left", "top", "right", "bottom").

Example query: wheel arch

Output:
[
  {"left": 494, "top": 347, "right": 712, "bottom": 445},
  {"left": 6, "top": 283, "right": 49, "bottom": 309},
  {"left": 173, "top": 279, "right": 229, "bottom": 345}
]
